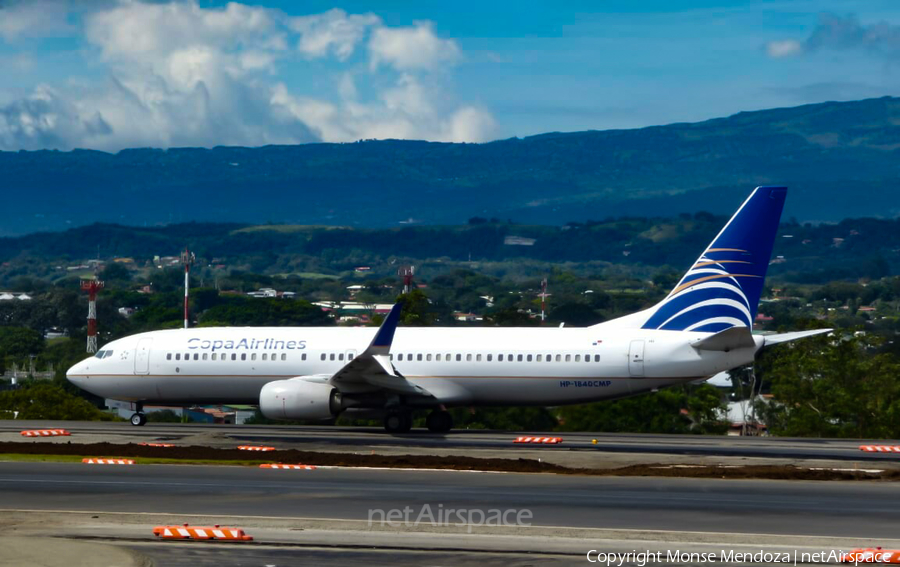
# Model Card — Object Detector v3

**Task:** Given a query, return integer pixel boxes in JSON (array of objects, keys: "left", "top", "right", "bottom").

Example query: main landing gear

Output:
[
  {"left": 425, "top": 410, "right": 453, "bottom": 433},
  {"left": 382, "top": 409, "right": 454, "bottom": 433},
  {"left": 383, "top": 410, "right": 412, "bottom": 434},
  {"left": 130, "top": 403, "right": 146, "bottom": 426}
]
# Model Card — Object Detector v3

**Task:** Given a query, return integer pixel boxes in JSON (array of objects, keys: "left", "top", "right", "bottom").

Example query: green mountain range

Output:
[{"left": 3, "top": 96, "right": 900, "bottom": 235}]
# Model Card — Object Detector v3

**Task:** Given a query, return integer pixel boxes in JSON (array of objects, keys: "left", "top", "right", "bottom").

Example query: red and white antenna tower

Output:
[
  {"left": 181, "top": 247, "right": 196, "bottom": 329},
  {"left": 398, "top": 265, "right": 415, "bottom": 294},
  {"left": 538, "top": 278, "right": 550, "bottom": 323},
  {"left": 80, "top": 279, "right": 104, "bottom": 353}
]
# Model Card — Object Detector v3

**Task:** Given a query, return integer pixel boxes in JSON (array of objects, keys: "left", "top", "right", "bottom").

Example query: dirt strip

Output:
[{"left": 2, "top": 441, "right": 897, "bottom": 481}]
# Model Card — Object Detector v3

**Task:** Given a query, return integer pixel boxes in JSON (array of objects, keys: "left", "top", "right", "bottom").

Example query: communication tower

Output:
[
  {"left": 538, "top": 278, "right": 550, "bottom": 323},
  {"left": 80, "top": 279, "right": 104, "bottom": 353},
  {"left": 181, "top": 247, "right": 196, "bottom": 329},
  {"left": 398, "top": 265, "right": 415, "bottom": 294}
]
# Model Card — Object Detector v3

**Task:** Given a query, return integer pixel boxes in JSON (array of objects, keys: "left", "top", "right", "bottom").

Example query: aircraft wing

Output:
[{"left": 326, "top": 303, "right": 434, "bottom": 398}]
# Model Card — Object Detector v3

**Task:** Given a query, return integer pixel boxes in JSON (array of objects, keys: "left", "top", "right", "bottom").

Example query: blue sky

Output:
[{"left": 1, "top": 0, "right": 899, "bottom": 150}]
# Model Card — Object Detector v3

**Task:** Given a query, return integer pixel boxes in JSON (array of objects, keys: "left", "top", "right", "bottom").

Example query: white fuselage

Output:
[{"left": 66, "top": 325, "right": 761, "bottom": 408}]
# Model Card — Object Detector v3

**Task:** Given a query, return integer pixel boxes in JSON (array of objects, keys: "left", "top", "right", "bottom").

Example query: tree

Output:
[
  {"left": 756, "top": 335, "right": 900, "bottom": 438},
  {"left": 0, "top": 383, "right": 111, "bottom": 420},
  {"left": 397, "top": 289, "right": 434, "bottom": 326},
  {"left": 557, "top": 384, "right": 727, "bottom": 434}
]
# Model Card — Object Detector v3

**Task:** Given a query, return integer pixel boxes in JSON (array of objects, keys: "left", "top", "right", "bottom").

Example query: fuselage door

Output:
[
  {"left": 134, "top": 338, "right": 152, "bottom": 375},
  {"left": 628, "top": 340, "right": 645, "bottom": 377}
]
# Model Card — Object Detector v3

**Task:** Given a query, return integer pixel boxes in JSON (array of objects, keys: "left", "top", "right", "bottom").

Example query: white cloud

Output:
[
  {"left": 0, "top": 1, "right": 493, "bottom": 151},
  {"left": 290, "top": 8, "right": 380, "bottom": 60},
  {"left": 0, "top": 0, "right": 73, "bottom": 41},
  {"left": 766, "top": 13, "right": 900, "bottom": 59},
  {"left": 766, "top": 39, "right": 803, "bottom": 58},
  {"left": 369, "top": 21, "right": 461, "bottom": 71}
]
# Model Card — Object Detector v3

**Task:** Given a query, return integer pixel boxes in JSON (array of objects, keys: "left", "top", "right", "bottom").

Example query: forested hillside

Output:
[{"left": 3, "top": 96, "right": 900, "bottom": 235}]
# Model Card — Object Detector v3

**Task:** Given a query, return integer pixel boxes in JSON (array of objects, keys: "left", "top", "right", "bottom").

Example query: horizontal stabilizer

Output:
[
  {"left": 690, "top": 326, "right": 755, "bottom": 351},
  {"left": 763, "top": 328, "right": 832, "bottom": 346}
]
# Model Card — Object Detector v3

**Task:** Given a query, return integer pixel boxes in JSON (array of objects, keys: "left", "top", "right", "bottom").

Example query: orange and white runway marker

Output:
[
  {"left": 21, "top": 429, "right": 70, "bottom": 437},
  {"left": 153, "top": 524, "right": 253, "bottom": 542},
  {"left": 513, "top": 436, "right": 563, "bottom": 444},
  {"left": 82, "top": 458, "right": 134, "bottom": 465}
]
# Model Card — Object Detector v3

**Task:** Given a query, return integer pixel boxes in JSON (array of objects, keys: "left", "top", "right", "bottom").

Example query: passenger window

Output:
[
  {"left": 321, "top": 353, "right": 326, "bottom": 361},
  {"left": 202, "top": 353, "right": 208, "bottom": 360},
  {"left": 508, "top": 354, "right": 514, "bottom": 362},
  {"left": 565, "top": 354, "right": 571, "bottom": 362},
  {"left": 487, "top": 354, "right": 492, "bottom": 361},
  {"left": 251, "top": 353, "right": 256, "bottom": 361},
  {"left": 417, "top": 354, "right": 423, "bottom": 361},
  {"left": 446, "top": 353, "right": 451, "bottom": 360},
  {"left": 536, "top": 354, "right": 542, "bottom": 362},
  {"left": 585, "top": 354, "right": 591, "bottom": 363},
  {"left": 476, "top": 354, "right": 482, "bottom": 362},
  {"left": 330, "top": 353, "right": 335, "bottom": 361},
  {"left": 212, "top": 353, "right": 217, "bottom": 361},
  {"left": 436, "top": 354, "right": 441, "bottom": 361},
  {"left": 194, "top": 353, "right": 199, "bottom": 361},
  {"left": 175, "top": 353, "right": 181, "bottom": 361},
  {"left": 262, "top": 353, "right": 267, "bottom": 361},
  {"left": 241, "top": 353, "right": 247, "bottom": 361},
  {"left": 231, "top": 353, "right": 237, "bottom": 361},
  {"left": 281, "top": 353, "right": 286, "bottom": 361},
  {"left": 555, "top": 354, "right": 561, "bottom": 362},
  {"left": 339, "top": 353, "right": 344, "bottom": 361},
  {"left": 575, "top": 355, "right": 581, "bottom": 362},
  {"left": 498, "top": 354, "right": 504, "bottom": 362},
  {"left": 527, "top": 354, "right": 532, "bottom": 362},
  {"left": 425, "top": 354, "right": 431, "bottom": 361},
  {"left": 184, "top": 353, "right": 190, "bottom": 360},
  {"left": 517, "top": 354, "right": 523, "bottom": 362},
  {"left": 547, "top": 354, "right": 552, "bottom": 361},
  {"left": 594, "top": 354, "right": 601, "bottom": 362},
  {"left": 166, "top": 353, "right": 172, "bottom": 360},
  {"left": 456, "top": 354, "right": 461, "bottom": 361},
  {"left": 302, "top": 353, "right": 307, "bottom": 361},
  {"left": 466, "top": 354, "right": 472, "bottom": 362}
]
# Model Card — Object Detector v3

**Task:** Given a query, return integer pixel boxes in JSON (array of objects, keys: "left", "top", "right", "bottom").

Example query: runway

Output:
[
  {"left": 0, "top": 461, "right": 897, "bottom": 537},
  {"left": 3, "top": 459, "right": 900, "bottom": 565},
  {"left": 2, "top": 420, "right": 897, "bottom": 462}
]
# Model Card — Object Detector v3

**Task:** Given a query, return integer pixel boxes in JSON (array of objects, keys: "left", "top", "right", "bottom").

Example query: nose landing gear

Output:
[{"left": 130, "top": 403, "right": 146, "bottom": 426}]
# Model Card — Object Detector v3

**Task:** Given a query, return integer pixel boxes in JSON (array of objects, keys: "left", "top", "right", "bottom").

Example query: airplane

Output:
[{"left": 66, "top": 186, "right": 830, "bottom": 433}]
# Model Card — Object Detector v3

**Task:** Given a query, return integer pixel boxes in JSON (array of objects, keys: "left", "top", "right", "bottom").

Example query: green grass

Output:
[{"left": 0, "top": 454, "right": 271, "bottom": 466}]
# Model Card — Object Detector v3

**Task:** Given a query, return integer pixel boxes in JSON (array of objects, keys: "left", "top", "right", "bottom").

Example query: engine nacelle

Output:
[{"left": 259, "top": 378, "right": 340, "bottom": 421}]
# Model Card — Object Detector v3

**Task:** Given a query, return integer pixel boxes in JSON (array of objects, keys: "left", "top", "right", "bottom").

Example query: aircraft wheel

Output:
[
  {"left": 426, "top": 410, "right": 453, "bottom": 433},
  {"left": 384, "top": 411, "right": 412, "bottom": 434},
  {"left": 130, "top": 413, "right": 147, "bottom": 426}
]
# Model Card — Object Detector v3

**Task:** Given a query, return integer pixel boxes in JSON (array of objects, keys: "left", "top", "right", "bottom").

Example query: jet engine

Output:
[{"left": 259, "top": 378, "right": 340, "bottom": 421}]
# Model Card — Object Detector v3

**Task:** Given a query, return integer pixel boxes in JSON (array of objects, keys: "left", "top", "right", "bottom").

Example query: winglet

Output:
[{"left": 367, "top": 302, "right": 403, "bottom": 353}]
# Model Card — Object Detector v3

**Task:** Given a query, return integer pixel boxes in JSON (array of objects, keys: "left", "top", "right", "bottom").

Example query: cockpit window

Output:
[
  {"left": 94, "top": 350, "right": 106, "bottom": 358},
  {"left": 104, "top": 350, "right": 114, "bottom": 358}
]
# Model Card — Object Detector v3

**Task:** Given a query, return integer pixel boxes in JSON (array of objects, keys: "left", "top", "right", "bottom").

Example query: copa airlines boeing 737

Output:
[{"left": 67, "top": 186, "right": 829, "bottom": 433}]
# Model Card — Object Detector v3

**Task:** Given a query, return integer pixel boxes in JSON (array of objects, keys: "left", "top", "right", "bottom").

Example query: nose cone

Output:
[{"left": 66, "top": 359, "right": 89, "bottom": 388}]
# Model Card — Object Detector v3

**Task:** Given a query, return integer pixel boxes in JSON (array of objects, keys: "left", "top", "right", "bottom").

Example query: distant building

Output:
[{"left": 503, "top": 236, "right": 536, "bottom": 246}]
